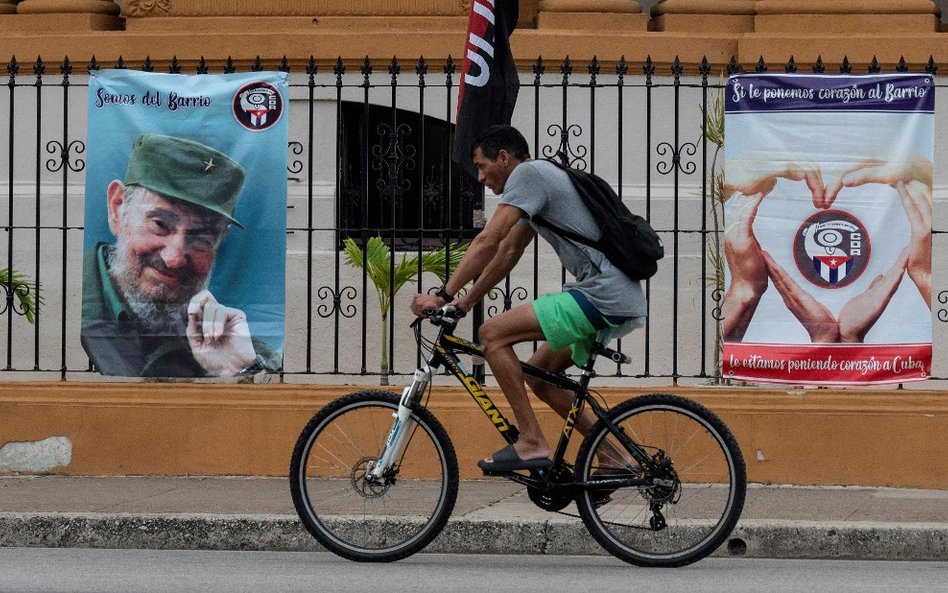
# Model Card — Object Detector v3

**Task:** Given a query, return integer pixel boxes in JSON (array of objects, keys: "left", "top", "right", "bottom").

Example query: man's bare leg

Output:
[
  {"left": 525, "top": 343, "right": 594, "bottom": 429},
  {"left": 525, "top": 343, "right": 635, "bottom": 469},
  {"left": 478, "top": 304, "right": 550, "bottom": 463}
]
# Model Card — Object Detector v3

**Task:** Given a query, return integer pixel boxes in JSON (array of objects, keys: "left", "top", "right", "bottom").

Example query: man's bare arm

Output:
[
  {"left": 411, "top": 204, "right": 528, "bottom": 316},
  {"left": 455, "top": 220, "right": 535, "bottom": 311}
]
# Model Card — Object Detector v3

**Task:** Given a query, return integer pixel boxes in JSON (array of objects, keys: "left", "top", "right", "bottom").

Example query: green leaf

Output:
[
  {"left": 0, "top": 268, "right": 42, "bottom": 324},
  {"left": 698, "top": 76, "right": 726, "bottom": 148},
  {"left": 418, "top": 242, "right": 469, "bottom": 283},
  {"left": 343, "top": 237, "right": 469, "bottom": 320}
]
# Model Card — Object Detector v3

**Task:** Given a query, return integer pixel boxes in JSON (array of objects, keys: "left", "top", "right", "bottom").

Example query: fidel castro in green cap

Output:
[
  {"left": 81, "top": 133, "right": 280, "bottom": 377},
  {"left": 125, "top": 133, "right": 246, "bottom": 227}
]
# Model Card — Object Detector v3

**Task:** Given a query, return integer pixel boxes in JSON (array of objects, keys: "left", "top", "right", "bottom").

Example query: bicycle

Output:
[{"left": 290, "top": 306, "right": 746, "bottom": 567}]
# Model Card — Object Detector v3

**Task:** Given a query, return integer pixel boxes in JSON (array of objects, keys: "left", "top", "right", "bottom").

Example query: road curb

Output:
[{"left": 1, "top": 513, "right": 946, "bottom": 561}]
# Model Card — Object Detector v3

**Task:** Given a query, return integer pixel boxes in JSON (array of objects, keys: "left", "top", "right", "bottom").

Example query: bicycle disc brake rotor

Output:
[
  {"left": 641, "top": 452, "right": 681, "bottom": 505},
  {"left": 527, "top": 465, "right": 574, "bottom": 512},
  {"left": 350, "top": 457, "right": 392, "bottom": 498}
]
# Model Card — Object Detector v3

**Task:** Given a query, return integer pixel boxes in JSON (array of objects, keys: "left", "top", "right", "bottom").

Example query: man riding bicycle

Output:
[{"left": 410, "top": 124, "right": 647, "bottom": 472}]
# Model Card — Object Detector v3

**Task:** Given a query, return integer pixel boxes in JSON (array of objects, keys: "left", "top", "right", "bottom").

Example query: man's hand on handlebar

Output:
[
  {"left": 442, "top": 304, "right": 467, "bottom": 317},
  {"left": 423, "top": 304, "right": 466, "bottom": 319},
  {"left": 410, "top": 304, "right": 466, "bottom": 329},
  {"left": 411, "top": 292, "right": 471, "bottom": 318}
]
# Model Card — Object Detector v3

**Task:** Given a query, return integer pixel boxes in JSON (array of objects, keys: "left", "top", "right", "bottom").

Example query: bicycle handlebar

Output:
[
  {"left": 410, "top": 305, "right": 467, "bottom": 330},
  {"left": 428, "top": 305, "right": 466, "bottom": 323}
]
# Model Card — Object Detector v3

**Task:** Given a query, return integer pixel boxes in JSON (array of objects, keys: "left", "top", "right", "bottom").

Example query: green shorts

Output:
[{"left": 533, "top": 291, "right": 630, "bottom": 367}]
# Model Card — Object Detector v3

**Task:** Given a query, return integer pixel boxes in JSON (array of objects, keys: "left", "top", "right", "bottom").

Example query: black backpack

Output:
[{"left": 531, "top": 159, "right": 664, "bottom": 281}]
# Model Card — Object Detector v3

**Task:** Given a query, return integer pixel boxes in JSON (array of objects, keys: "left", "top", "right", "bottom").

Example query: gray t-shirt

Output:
[{"left": 500, "top": 159, "right": 647, "bottom": 318}]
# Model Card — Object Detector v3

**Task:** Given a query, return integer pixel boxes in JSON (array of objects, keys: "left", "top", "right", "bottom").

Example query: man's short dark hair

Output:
[{"left": 471, "top": 125, "right": 530, "bottom": 161}]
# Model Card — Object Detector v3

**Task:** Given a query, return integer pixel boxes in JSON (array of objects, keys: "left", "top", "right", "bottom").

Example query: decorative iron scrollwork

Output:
[
  {"left": 422, "top": 175, "right": 443, "bottom": 208},
  {"left": 938, "top": 290, "right": 948, "bottom": 323},
  {"left": 287, "top": 141, "right": 304, "bottom": 178},
  {"left": 0, "top": 279, "right": 36, "bottom": 318},
  {"left": 486, "top": 285, "right": 528, "bottom": 318},
  {"left": 45, "top": 139, "right": 85, "bottom": 173},
  {"left": 372, "top": 123, "right": 416, "bottom": 197},
  {"left": 656, "top": 140, "right": 697, "bottom": 175},
  {"left": 316, "top": 286, "right": 358, "bottom": 319},
  {"left": 711, "top": 288, "right": 725, "bottom": 321},
  {"left": 541, "top": 124, "right": 587, "bottom": 170}
]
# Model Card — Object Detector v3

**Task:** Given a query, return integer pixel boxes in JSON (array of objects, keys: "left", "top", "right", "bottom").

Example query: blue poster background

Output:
[{"left": 83, "top": 69, "right": 288, "bottom": 365}]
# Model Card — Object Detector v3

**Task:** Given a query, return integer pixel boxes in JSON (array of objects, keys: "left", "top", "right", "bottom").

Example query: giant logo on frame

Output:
[{"left": 793, "top": 209, "right": 871, "bottom": 289}]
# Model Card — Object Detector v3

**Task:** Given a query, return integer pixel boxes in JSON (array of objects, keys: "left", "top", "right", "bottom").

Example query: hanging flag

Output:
[
  {"left": 81, "top": 69, "right": 288, "bottom": 378},
  {"left": 722, "top": 73, "right": 934, "bottom": 385},
  {"left": 452, "top": 0, "right": 520, "bottom": 179}
]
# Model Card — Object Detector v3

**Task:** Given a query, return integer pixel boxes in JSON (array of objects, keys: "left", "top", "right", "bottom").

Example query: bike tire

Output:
[
  {"left": 289, "top": 390, "right": 459, "bottom": 562},
  {"left": 574, "top": 393, "right": 746, "bottom": 567}
]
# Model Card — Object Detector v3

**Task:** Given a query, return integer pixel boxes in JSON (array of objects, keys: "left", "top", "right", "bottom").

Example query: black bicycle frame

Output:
[{"left": 424, "top": 324, "right": 658, "bottom": 479}]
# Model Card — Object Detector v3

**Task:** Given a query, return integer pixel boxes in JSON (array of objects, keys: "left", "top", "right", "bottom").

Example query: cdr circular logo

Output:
[
  {"left": 793, "top": 209, "right": 871, "bottom": 289},
  {"left": 232, "top": 82, "right": 284, "bottom": 131}
]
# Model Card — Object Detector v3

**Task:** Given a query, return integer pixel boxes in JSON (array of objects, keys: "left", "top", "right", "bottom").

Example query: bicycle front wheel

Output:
[
  {"left": 575, "top": 394, "right": 746, "bottom": 567},
  {"left": 289, "top": 390, "right": 459, "bottom": 562}
]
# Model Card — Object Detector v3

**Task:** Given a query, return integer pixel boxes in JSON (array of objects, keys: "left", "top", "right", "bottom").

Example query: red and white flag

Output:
[{"left": 452, "top": 0, "right": 520, "bottom": 180}]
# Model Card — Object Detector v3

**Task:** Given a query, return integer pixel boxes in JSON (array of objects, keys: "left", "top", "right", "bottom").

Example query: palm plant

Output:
[
  {"left": 0, "top": 269, "right": 41, "bottom": 323},
  {"left": 343, "top": 237, "right": 469, "bottom": 382}
]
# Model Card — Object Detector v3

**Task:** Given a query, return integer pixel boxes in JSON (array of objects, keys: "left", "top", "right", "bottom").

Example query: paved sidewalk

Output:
[{"left": 0, "top": 476, "right": 946, "bottom": 560}]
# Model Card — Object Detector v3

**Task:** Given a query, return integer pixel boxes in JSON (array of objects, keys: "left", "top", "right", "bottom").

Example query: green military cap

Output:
[{"left": 124, "top": 134, "right": 246, "bottom": 228}]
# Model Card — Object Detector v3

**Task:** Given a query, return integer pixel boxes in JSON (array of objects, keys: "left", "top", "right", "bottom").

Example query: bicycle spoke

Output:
[
  {"left": 576, "top": 394, "right": 746, "bottom": 567},
  {"left": 290, "top": 391, "right": 459, "bottom": 561}
]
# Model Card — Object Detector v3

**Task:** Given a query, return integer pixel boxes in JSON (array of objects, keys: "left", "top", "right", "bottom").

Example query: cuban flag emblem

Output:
[
  {"left": 812, "top": 255, "right": 853, "bottom": 284},
  {"left": 795, "top": 214, "right": 868, "bottom": 289}
]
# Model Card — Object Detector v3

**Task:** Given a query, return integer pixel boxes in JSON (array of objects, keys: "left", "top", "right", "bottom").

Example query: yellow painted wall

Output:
[{"left": 1, "top": 382, "right": 944, "bottom": 487}]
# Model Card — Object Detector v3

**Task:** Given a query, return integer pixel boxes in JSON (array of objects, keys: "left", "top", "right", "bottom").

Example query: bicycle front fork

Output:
[{"left": 366, "top": 365, "right": 433, "bottom": 482}]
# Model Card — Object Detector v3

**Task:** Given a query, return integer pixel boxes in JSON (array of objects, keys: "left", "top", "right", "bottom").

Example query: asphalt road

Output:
[{"left": 1, "top": 549, "right": 946, "bottom": 593}]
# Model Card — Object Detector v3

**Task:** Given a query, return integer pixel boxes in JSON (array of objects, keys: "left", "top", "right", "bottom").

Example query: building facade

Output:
[{"left": 0, "top": 1, "right": 946, "bottom": 487}]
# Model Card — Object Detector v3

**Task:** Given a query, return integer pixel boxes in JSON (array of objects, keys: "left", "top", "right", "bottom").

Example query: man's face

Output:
[
  {"left": 472, "top": 147, "right": 513, "bottom": 195},
  {"left": 108, "top": 184, "right": 228, "bottom": 307}
]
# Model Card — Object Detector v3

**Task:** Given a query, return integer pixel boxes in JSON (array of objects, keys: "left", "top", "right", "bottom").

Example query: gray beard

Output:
[
  {"left": 106, "top": 245, "right": 198, "bottom": 337},
  {"left": 124, "top": 292, "right": 189, "bottom": 337}
]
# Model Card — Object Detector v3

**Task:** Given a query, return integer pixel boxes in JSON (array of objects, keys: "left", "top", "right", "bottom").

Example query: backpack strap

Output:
[
  {"left": 532, "top": 157, "right": 605, "bottom": 253},
  {"left": 530, "top": 214, "right": 599, "bottom": 251}
]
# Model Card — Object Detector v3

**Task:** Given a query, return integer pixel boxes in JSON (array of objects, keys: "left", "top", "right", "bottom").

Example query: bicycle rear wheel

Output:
[
  {"left": 575, "top": 393, "right": 746, "bottom": 567},
  {"left": 289, "top": 390, "right": 459, "bottom": 562}
]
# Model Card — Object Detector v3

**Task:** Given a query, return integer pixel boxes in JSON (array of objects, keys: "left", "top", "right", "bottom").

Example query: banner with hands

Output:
[{"left": 722, "top": 73, "right": 933, "bottom": 385}]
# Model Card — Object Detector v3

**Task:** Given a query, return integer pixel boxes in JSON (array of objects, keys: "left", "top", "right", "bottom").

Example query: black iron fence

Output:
[{"left": 1, "top": 54, "right": 946, "bottom": 383}]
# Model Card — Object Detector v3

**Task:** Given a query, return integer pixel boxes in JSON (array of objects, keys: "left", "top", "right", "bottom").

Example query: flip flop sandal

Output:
[{"left": 477, "top": 444, "right": 551, "bottom": 473}]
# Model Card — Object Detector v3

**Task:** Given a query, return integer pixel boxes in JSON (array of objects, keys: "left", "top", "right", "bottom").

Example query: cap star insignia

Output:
[{"left": 203, "top": 158, "right": 216, "bottom": 172}]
